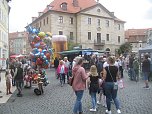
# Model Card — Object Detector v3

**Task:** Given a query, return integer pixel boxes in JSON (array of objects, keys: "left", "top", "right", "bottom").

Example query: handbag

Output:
[
  {"left": 108, "top": 66, "right": 118, "bottom": 90},
  {"left": 68, "top": 67, "right": 81, "bottom": 86},
  {"left": 118, "top": 79, "right": 124, "bottom": 89},
  {"left": 68, "top": 76, "right": 74, "bottom": 86}
]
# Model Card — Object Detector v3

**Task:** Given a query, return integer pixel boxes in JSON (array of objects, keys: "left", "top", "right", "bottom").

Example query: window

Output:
[
  {"left": 40, "top": 21, "right": 41, "bottom": 27},
  {"left": 118, "top": 24, "right": 121, "bottom": 30},
  {"left": 59, "top": 16, "right": 63, "bottom": 23},
  {"left": 70, "top": 32, "right": 73, "bottom": 40},
  {"left": 61, "top": 2, "right": 67, "bottom": 11},
  {"left": 43, "top": 19, "right": 45, "bottom": 25},
  {"left": 106, "top": 20, "right": 109, "bottom": 27},
  {"left": 0, "top": 8, "right": 1, "bottom": 20},
  {"left": 118, "top": 36, "right": 120, "bottom": 43},
  {"left": 97, "top": 9, "right": 101, "bottom": 12},
  {"left": 70, "top": 17, "right": 73, "bottom": 24},
  {"left": 106, "top": 34, "right": 109, "bottom": 41},
  {"left": 59, "top": 31, "right": 63, "bottom": 35},
  {"left": 47, "top": 17, "right": 49, "bottom": 24},
  {"left": 88, "top": 32, "right": 91, "bottom": 40},
  {"left": 97, "top": 33, "right": 101, "bottom": 42},
  {"left": 97, "top": 19, "right": 100, "bottom": 26},
  {"left": 88, "top": 18, "right": 91, "bottom": 24}
]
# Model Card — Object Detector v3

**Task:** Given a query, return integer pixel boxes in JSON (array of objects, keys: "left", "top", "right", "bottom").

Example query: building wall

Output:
[
  {"left": 0, "top": 0, "right": 9, "bottom": 69},
  {"left": 9, "top": 32, "right": 30, "bottom": 55},
  {"left": 30, "top": 3, "right": 125, "bottom": 54}
]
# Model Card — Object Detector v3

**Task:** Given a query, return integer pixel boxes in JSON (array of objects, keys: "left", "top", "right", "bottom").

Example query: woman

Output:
[
  {"left": 72, "top": 57, "right": 88, "bottom": 114},
  {"left": 103, "top": 56, "right": 121, "bottom": 114},
  {"left": 87, "top": 65, "right": 99, "bottom": 112}
]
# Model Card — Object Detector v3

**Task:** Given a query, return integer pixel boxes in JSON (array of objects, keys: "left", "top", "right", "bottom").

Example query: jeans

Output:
[
  {"left": 128, "top": 68, "right": 134, "bottom": 80},
  {"left": 59, "top": 73, "right": 65, "bottom": 85},
  {"left": 16, "top": 80, "right": 23, "bottom": 94},
  {"left": 104, "top": 82, "right": 120, "bottom": 111},
  {"left": 90, "top": 92, "right": 97, "bottom": 109},
  {"left": 73, "top": 90, "right": 84, "bottom": 113}
]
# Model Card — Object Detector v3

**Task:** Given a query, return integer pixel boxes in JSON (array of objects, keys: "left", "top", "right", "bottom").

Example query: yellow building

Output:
[
  {"left": 0, "top": 0, "right": 10, "bottom": 69},
  {"left": 28, "top": 0, "right": 125, "bottom": 53}
]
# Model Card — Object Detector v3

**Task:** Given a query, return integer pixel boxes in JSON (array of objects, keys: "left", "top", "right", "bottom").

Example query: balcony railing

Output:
[{"left": 94, "top": 40, "right": 105, "bottom": 46}]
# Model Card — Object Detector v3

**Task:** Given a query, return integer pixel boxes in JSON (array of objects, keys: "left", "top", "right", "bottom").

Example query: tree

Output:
[
  {"left": 68, "top": 42, "right": 80, "bottom": 50},
  {"left": 117, "top": 42, "right": 132, "bottom": 55}
]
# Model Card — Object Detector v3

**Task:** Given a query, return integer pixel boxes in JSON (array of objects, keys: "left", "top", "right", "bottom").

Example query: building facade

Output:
[
  {"left": 0, "top": 0, "right": 10, "bottom": 69},
  {"left": 9, "top": 31, "right": 31, "bottom": 55},
  {"left": 125, "top": 29, "right": 151, "bottom": 52},
  {"left": 28, "top": 0, "right": 125, "bottom": 53}
]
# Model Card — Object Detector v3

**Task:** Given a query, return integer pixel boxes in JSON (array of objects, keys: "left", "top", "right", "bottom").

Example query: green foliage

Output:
[
  {"left": 68, "top": 42, "right": 79, "bottom": 50},
  {"left": 117, "top": 42, "right": 132, "bottom": 55}
]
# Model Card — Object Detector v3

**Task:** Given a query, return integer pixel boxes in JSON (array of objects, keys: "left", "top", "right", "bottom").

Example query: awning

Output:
[
  {"left": 139, "top": 45, "right": 152, "bottom": 53},
  {"left": 10, "top": 54, "right": 24, "bottom": 58}
]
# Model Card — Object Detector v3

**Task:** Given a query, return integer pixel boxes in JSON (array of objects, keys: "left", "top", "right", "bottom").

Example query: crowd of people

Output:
[
  {"left": 0, "top": 52, "right": 151, "bottom": 114},
  {"left": 54, "top": 53, "right": 151, "bottom": 114}
]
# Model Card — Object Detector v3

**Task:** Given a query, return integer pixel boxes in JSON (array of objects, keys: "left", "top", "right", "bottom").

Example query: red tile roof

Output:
[
  {"left": 125, "top": 29, "right": 149, "bottom": 39},
  {"left": 9, "top": 32, "right": 28, "bottom": 39},
  {"left": 43, "top": 0, "right": 97, "bottom": 13}
]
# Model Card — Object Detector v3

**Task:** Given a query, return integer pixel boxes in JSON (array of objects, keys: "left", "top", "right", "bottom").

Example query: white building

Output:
[
  {"left": 28, "top": 0, "right": 125, "bottom": 53},
  {"left": 0, "top": 0, "right": 10, "bottom": 69}
]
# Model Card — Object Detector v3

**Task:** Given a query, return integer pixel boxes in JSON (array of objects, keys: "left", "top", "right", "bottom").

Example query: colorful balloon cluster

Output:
[{"left": 27, "top": 26, "right": 53, "bottom": 69}]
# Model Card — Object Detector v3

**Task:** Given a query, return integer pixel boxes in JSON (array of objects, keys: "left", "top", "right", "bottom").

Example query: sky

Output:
[{"left": 9, "top": 0, "right": 152, "bottom": 32}]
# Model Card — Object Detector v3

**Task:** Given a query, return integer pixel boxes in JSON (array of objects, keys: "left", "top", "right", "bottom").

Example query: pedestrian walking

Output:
[
  {"left": 57, "top": 60, "right": 66, "bottom": 87},
  {"left": 64, "top": 57, "right": 70, "bottom": 83},
  {"left": 5, "top": 70, "right": 12, "bottom": 95},
  {"left": 142, "top": 54, "right": 151, "bottom": 89},
  {"left": 133, "top": 57, "right": 139, "bottom": 82},
  {"left": 87, "top": 65, "right": 100, "bottom": 112},
  {"left": 54, "top": 57, "right": 59, "bottom": 78},
  {"left": 103, "top": 56, "right": 121, "bottom": 114},
  {"left": 118, "top": 56, "right": 124, "bottom": 78},
  {"left": 72, "top": 57, "right": 88, "bottom": 114},
  {"left": 14, "top": 63, "right": 24, "bottom": 97}
]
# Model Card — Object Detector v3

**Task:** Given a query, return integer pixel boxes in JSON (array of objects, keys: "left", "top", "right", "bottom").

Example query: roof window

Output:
[{"left": 61, "top": 2, "right": 67, "bottom": 11}]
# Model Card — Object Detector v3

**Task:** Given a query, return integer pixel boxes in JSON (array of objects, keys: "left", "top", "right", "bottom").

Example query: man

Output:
[
  {"left": 54, "top": 57, "right": 59, "bottom": 78},
  {"left": 128, "top": 55, "right": 134, "bottom": 80},
  {"left": 142, "top": 54, "right": 151, "bottom": 89},
  {"left": 6, "top": 58, "right": 9, "bottom": 69},
  {"left": 63, "top": 57, "right": 70, "bottom": 83},
  {"left": 14, "top": 63, "right": 24, "bottom": 97}
]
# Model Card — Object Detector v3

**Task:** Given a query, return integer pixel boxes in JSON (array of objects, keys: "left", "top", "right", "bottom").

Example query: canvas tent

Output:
[{"left": 139, "top": 45, "right": 152, "bottom": 53}]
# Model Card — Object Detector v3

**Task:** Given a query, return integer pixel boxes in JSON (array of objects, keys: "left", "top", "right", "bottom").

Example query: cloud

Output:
[{"left": 145, "top": 7, "right": 152, "bottom": 20}]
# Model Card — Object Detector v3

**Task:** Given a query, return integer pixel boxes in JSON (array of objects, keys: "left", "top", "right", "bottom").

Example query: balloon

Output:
[
  {"left": 42, "top": 49, "right": 47, "bottom": 53},
  {"left": 38, "top": 32, "right": 45, "bottom": 38},
  {"left": 26, "top": 26, "right": 33, "bottom": 33},
  {"left": 43, "top": 55, "right": 47, "bottom": 60},
  {"left": 34, "top": 42, "right": 41, "bottom": 48},
  {"left": 41, "top": 52, "right": 44, "bottom": 56},
  {"left": 46, "top": 32, "right": 52, "bottom": 37},
  {"left": 35, "top": 52, "right": 40, "bottom": 56},
  {"left": 32, "top": 48, "right": 38, "bottom": 53},
  {"left": 38, "top": 48, "right": 42, "bottom": 52},
  {"left": 46, "top": 53, "right": 50, "bottom": 59}
]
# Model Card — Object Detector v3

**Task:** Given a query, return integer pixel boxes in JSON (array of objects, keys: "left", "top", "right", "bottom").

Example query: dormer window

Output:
[{"left": 61, "top": 2, "right": 67, "bottom": 11}]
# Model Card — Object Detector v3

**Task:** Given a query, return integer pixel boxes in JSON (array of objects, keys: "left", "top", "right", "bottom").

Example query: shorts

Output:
[{"left": 143, "top": 72, "right": 149, "bottom": 80}]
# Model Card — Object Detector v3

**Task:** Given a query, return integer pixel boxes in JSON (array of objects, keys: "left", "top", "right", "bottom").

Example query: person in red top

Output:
[{"left": 72, "top": 57, "right": 88, "bottom": 114}]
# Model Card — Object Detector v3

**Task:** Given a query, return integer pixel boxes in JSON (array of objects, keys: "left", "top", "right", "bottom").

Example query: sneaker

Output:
[
  {"left": 103, "top": 104, "right": 107, "bottom": 108},
  {"left": 106, "top": 110, "right": 111, "bottom": 114},
  {"left": 97, "top": 101, "right": 101, "bottom": 105},
  {"left": 143, "top": 86, "right": 150, "bottom": 89},
  {"left": 90, "top": 108, "right": 96, "bottom": 112},
  {"left": 117, "top": 109, "right": 121, "bottom": 114}
]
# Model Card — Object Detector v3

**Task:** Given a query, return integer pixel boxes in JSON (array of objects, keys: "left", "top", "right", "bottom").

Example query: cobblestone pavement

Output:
[{"left": 0, "top": 69, "right": 152, "bottom": 114}]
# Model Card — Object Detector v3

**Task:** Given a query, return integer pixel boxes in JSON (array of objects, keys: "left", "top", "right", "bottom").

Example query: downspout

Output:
[{"left": 76, "top": 14, "right": 77, "bottom": 44}]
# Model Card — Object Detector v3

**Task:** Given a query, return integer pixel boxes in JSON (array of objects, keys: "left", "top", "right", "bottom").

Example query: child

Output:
[
  {"left": 57, "top": 60, "right": 66, "bottom": 87},
  {"left": 87, "top": 65, "right": 100, "bottom": 112},
  {"left": 5, "top": 70, "right": 12, "bottom": 95}
]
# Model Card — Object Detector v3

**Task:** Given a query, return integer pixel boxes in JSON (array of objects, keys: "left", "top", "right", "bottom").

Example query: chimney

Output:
[
  {"left": 47, "top": 5, "right": 52, "bottom": 10},
  {"left": 38, "top": 12, "right": 43, "bottom": 17},
  {"left": 32, "top": 17, "right": 37, "bottom": 22},
  {"left": 111, "top": 12, "right": 114, "bottom": 16},
  {"left": 73, "top": 0, "right": 79, "bottom": 7}
]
